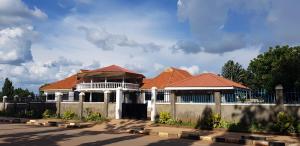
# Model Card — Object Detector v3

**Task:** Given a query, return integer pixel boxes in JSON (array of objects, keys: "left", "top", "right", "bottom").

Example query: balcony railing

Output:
[{"left": 76, "top": 82, "right": 140, "bottom": 90}]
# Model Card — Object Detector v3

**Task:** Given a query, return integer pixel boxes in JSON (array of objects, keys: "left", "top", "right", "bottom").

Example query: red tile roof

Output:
[
  {"left": 40, "top": 65, "right": 145, "bottom": 91},
  {"left": 141, "top": 67, "right": 192, "bottom": 89},
  {"left": 167, "top": 73, "right": 248, "bottom": 89},
  {"left": 40, "top": 74, "right": 78, "bottom": 91},
  {"left": 83, "top": 65, "right": 145, "bottom": 78}
]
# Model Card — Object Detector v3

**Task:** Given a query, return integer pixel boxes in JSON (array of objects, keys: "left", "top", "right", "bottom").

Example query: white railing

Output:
[{"left": 76, "top": 82, "right": 140, "bottom": 90}]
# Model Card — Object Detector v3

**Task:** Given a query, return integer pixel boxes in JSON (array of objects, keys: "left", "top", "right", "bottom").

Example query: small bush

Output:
[
  {"left": 166, "top": 119, "right": 177, "bottom": 125},
  {"left": 158, "top": 112, "right": 171, "bottom": 124},
  {"left": 42, "top": 109, "right": 55, "bottom": 119},
  {"left": 62, "top": 110, "right": 77, "bottom": 120},
  {"left": 218, "top": 119, "right": 231, "bottom": 129},
  {"left": 272, "top": 112, "right": 295, "bottom": 134},
  {"left": 212, "top": 113, "right": 222, "bottom": 128},
  {"left": 198, "top": 112, "right": 222, "bottom": 130},
  {"left": 296, "top": 123, "right": 300, "bottom": 133},
  {"left": 249, "top": 121, "right": 265, "bottom": 132},
  {"left": 86, "top": 112, "right": 103, "bottom": 122}
]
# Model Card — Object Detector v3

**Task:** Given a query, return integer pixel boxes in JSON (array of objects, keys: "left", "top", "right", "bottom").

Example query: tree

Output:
[
  {"left": 248, "top": 45, "right": 300, "bottom": 91},
  {"left": 221, "top": 60, "right": 247, "bottom": 84},
  {"left": 14, "top": 88, "right": 34, "bottom": 98},
  {"left": 2, "top": 78, "right": 14, "bottom": 99}
]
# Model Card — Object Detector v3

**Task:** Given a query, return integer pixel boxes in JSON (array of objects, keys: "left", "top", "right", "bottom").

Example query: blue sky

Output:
[{"left": 0, "top": 0, "right": 299, "bottom": 92}]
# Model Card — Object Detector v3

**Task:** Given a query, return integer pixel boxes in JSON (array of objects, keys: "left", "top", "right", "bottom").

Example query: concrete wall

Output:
[
  {"left": 221, "top": 104, "right": 300, "bottom": 123},
  {"left": 154, "top": 103, "right": 300, "bottom": 124},
  {"left": 175, "top": 103, "right": 215, "bottom": 123},
  {"left": 60, "top": 102, "right": 115, "bottom": 118},
  {"left": 156, "top": 103, "right": 171, "bottom": 115},
  {"left": 108, "top": 103, "right": 116, "bottom": 119},
  {"left": 0, "top": 103, "right": 3, "bottom": 111}
]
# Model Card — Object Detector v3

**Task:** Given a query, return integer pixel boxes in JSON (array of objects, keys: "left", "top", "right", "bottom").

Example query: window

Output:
[
  {"left": 145, "top": 92, "right": 151, "bottom": 100},
  {"left": 47, "top": 94, "right": 55, "bottom": 100}
]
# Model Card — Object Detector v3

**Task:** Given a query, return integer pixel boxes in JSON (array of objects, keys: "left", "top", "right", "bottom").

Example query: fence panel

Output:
[
  {"left": 177, "top": 94, "right": 214, "bottom": 103},
  {"left": 284, "top": 91, "right": 300, "bottom": 104}
]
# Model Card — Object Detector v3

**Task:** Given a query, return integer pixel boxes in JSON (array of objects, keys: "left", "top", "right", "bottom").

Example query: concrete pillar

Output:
[
  {"left": 2, "top": 96, "right": 7, "bottom": 112},
  {"left": 14, "top": 95, "right": 18, "bottom": 102},
  {"left": 45, "top": 92, "right": 48, "bottom": 102},
  {"left": 151, "top": 87, "right": 157, "bottom": 122},
  {"left": 214, "top": 92, "right": 221, "bottom": 115},
  {"left": 79, "top": 92, "right": 85, "bottom": 120},
  {"left": 68, "top": 92, "right": 74, "bottom": 102},
  {"left": 275, "top": 84, "right": 284, "bottom": 105},
  {"left": 89, "top": 92, "right": 92, "bottom": 102},
  {"left": 115, "top": 87, "right": 123, "bottom": 119},
  {"left": 56, "top": 92, "right": 62, "bottom": 118},
  {"left": 170, "top": 91, "right": 176, "bottom": 119},
  {"left": 104, "top": 90, "right": 110, "bottom": 118}
]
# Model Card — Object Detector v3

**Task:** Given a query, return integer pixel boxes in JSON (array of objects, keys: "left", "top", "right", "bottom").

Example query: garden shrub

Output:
[
  {"left": 62, "top": 110, "right": 77, "bottom": 120},
  {"left": 158, "top": 112, "right": 171, "bottom": 124},
  {"left": 86, "top": 112, "right": 103, "bottom": 122},
  {"left": 272, "top": 112, "right": 295, "bottom": 134},
  {"left": 198, "top": 112, "right": 222, "bottom": 130},
  {"left": 249, "top": 121, "right": 265, "bottom": 132},
  {"left": 166, "top": 118, "right": 177, "bottom": 125},
  {"left": 211, "top": 113, "right": 222, "bottom": 128},
  {"left": 42, "top": 109, "right": 55, "bottom": 119}
]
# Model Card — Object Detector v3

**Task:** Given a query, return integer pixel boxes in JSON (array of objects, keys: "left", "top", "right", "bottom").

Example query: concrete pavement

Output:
[{"left": 0, "top": 123, "right": 240, "bottom": 146}]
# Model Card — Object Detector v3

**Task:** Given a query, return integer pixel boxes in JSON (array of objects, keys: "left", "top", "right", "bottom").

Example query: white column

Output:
[
  {"left": 103, "top": 90, "right": 110, "bottom": 117},
  {"left": 2, "top": 96, "right": 7, "bottom": 111},
  {"left": 151, "top": 87, "right": 157, "bottom": 122},
  {"left": 79, "top": 92, "right": 85, "bottom": 119},
  {"left": 115, "top": 87, "right": 123, "bottom": 119},
  {"left": 56, "top": 92, "right": 63, "bottom": 118},
  {"left": 89, "top": 92, "right": 92, "bottom": 102},
  {"left": 55, "top": 92, "right": 62, "bottom": 101},
  {"left": 68, "top": 92, "right": 74, "bottom": 101},
  {"left": 45, "top": 92, "right": 48, "bottom": 102}
]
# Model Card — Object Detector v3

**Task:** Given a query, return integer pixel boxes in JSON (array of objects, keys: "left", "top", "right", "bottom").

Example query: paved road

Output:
[{"left": 0, "top": 124, "right": 241, "bottom": 146}]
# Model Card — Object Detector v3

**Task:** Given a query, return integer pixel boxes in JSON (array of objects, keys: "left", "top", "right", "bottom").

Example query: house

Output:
[{"left": 40, "top": 65, "right": 249, "bottom": 121}]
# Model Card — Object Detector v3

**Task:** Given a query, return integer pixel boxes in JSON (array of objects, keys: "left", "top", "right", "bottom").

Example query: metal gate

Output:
[{"left": 122, "top": 103, "right": 147, "bottom": 119}]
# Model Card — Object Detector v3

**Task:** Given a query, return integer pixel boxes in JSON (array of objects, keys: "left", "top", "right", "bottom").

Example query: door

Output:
[{"left": 122, "top": 103, "right": 147, "bottom": 119}]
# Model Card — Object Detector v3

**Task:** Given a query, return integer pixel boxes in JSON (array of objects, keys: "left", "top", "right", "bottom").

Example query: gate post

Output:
[
  {"left": 170, "top": 91, "right": 176, "bottom": 119},
  {"left": 2, "top": 96, "right": 7, "bottom": 112},
  {"left": 104, "top": 90, "right": 110, "bottom": 118},
  {"left": 275, "top": 84, "right": 284, "bottom": 105},
  {"left": 214, "top": 91, "right": 221, "bottom": 116},
  {"left": 56, "top": 92, "right": 62, "bottom": 118},
  {"left": 115, "top": 87, "right": 123, "bottom": 119},
  {"left": 79, "top": 92, "right": 85, "bottom": 120},
  {"left": 151, "top": 87, "right": 157, "bottom": 122}
]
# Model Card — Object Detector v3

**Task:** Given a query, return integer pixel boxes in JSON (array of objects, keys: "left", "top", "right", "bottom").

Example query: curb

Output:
[
  {"left": 134, "top": 129, "right": 296, "bottom": 146},
  {"left": 26, "top": 120, "right": 95, "bottom": 128}
]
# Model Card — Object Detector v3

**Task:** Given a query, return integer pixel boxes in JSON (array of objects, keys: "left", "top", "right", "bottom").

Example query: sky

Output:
[{"left": 0, "top": 0, "right": 300, "bottom": 92}]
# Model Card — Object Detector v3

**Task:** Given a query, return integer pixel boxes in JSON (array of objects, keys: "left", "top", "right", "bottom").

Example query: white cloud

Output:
[
  {"left": 0, "top": 0, "right": 47, "bottom": 25},
  {"left": 154, "top": 63, "right": 165, "bottom": 72},
  {"left": 0, "top": 57, "right": 99, "bottom": 92},
  {"left": 0, "top": 26, "right": 35, "bottom": 65},
  {"left": 180, "top": 65, "right": 200, "bottom": 75},
  {"left": 170, "top": 40, "right": 203, "bottom": 54},
  {"left": 177, "top": 0, "right": 300, "bottom": 53},
  {"left": 79, "top": 26, "right": 161, "bottom": 52}
]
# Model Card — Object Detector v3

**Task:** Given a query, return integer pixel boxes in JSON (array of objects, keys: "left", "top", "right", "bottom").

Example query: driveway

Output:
[{"left": 0, "top": 124, "right": 241, "bottom": 146}]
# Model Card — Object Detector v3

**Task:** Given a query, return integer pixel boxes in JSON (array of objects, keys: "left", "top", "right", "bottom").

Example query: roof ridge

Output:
[
  {"left": 166, "top": 68, "right": 175, "bottom": 86},
  {"left": 208, "top": 73, "right": 232, "bottom": 87},
  {"left": 209, "top": 73, "right": 247, "bottom": 88},
  {"left": 166, "top": 73, "right": 197, "bottom": 87}
]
